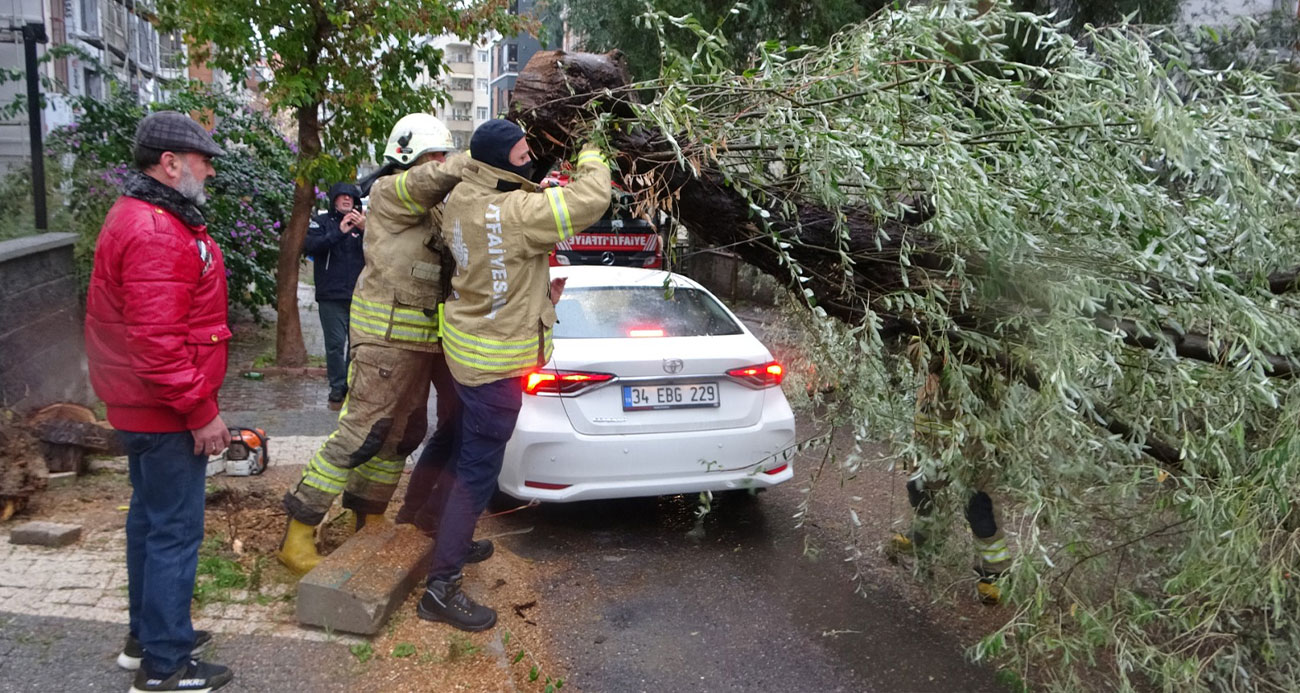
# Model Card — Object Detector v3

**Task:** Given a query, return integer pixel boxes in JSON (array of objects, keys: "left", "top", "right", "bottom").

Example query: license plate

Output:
[{"left": 622, "top": 383, "right": 720, "bottom": 411}]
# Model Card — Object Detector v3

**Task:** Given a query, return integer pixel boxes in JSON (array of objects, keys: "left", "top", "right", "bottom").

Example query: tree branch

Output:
[{"left": 1095, "top": 315, "right": 1300, "bottom": 379}]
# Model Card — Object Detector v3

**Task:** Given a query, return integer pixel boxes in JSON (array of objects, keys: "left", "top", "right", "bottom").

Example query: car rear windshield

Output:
[{"left": 554, "top": 287, "right": 744, "bottom": 339}]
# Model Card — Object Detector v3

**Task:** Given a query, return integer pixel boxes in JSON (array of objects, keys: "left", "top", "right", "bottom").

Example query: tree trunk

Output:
[
  {"left": 510, "top": 50, "right": 935, "bottom": 333},
  {"left": 274, "top": 103, "right": 323, "bottom": 366}
]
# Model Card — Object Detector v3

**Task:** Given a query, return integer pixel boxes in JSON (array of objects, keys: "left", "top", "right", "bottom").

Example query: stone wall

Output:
[
  {"left": 684, "top": 248, "right": 780, "bottom": 307},
  {"left": 0, "top": 233, "right": 93, "bottom": 412}
]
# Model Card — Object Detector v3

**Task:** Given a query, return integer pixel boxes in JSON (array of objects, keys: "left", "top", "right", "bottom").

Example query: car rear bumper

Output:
[{"left": 499, "top": 407, "right": 796, "bottom": 503}]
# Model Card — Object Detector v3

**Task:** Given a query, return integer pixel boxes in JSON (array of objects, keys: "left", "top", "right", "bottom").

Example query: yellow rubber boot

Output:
[
  {"left": 276, "top": 519, "right": 323, "bottom": 575},
  {"left": 977, "top": 576, "right": 1002, "bottom": 606},
  {"left": 888, "top": 533, "right": 916, "bottom": 556},
  {"left": 355, "top": 512, "right": 390, "bottom": 532}
]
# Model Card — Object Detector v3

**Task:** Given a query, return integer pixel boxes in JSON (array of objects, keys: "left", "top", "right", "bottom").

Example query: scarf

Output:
[{"left": 122, "top": 170, "right": 207, "bottom": 229}]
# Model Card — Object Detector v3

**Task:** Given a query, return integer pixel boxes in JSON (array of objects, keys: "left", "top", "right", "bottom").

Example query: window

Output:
[
  {"left": 478, "top": 50, "right": 488, "bottom": 63},
  {"left": 477, "top": 78, "right": 488, "bottom": 92},
  {"left": 554, "top": 288, "right": 742, "bottom": 339},
  {"left": 85, "top": 68, "right": 103, "bottom": 99},
  {"left": 477, "top": 107, "right": 488, "bottom": 120},
  {"left": 160, "top": 31, "right": 184, "bottom": 69},
  {"left": 453, "top": 133, "right": 467, "bottom": 149},
  {"left": 80, "top": 0, "right": 100, "bottom": 34}
]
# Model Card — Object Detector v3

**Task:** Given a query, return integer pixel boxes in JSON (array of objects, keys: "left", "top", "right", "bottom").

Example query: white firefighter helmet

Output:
[{"left": 383, "top": 113, "right": 455, "bottom": 166}]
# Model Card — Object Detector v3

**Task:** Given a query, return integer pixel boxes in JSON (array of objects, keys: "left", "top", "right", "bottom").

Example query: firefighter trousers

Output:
[{"left": 283, "top": 344, "right": 435, "bottom": 526}]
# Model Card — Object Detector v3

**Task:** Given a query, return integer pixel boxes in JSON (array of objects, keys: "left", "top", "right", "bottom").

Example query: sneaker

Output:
[
  {"left": 118, "top": 631, "right": 213, "bottom": 671},
  {"left": 129, "top": 658, "right": 232, "bottom": 692},
  {"left": 417, "top": 574, "right": 497, "bottom": 632}
]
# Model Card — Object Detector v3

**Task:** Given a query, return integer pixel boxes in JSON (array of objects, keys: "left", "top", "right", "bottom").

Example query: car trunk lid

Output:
[{"left": 549, "top": 335, "right": 771, "bottom": 436}]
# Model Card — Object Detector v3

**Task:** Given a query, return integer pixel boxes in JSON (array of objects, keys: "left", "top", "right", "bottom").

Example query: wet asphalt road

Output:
[{"left": 492, "top": 488, "right": 1005, "bottom": 693}]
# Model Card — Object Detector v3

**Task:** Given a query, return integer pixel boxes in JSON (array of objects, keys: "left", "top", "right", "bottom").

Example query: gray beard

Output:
[{"left": 177, "top": 167, "right": 207, "bottom": 206}]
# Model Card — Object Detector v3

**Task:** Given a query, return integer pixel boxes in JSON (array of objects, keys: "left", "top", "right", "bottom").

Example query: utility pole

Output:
[{"left": 21, "top": 22, "right": 48, "bottom": 231}]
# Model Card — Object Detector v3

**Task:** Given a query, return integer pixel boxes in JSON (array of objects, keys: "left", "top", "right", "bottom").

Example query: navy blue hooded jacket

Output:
[{"left": 302, "top": 182, "right": 365, "bottom": 301}]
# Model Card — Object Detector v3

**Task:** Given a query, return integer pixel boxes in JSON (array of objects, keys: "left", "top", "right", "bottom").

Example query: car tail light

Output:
[
  {"left": 628, "top": 326, "right": 664, "bottom": 338},
  {"left": 726, "top": 360, "right": 784, "bottom": 388},
  {"left": 763, "top": 464, "right": 788, "bottom": 475},
  {"left": 523, "top": 369, "right": 615, "bottom": 396}
]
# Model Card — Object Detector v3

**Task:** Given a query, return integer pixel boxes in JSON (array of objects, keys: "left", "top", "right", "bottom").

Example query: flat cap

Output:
[{"left": 134, "top": 111, "right": 225, "bottom": 157}]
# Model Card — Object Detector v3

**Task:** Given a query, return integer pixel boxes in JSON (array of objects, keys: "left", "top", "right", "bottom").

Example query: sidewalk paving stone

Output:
[{"left": 9, "top": 521, "right": 82, "bottom": 547}]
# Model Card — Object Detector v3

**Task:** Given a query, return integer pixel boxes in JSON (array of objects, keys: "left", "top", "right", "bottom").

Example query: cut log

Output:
[{"left": 26, "top": 402, "right": 124, "bottom": 473}]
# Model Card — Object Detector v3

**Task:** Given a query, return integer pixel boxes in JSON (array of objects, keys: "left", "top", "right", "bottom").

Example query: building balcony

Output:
[
  {"left": 448, "top": 89, "right": 474, "bottom": 102},
  {"left": 446, "top": 61, "right": 474, "bottom": 75}
]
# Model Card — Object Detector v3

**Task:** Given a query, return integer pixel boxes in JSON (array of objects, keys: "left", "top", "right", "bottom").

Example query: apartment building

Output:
[
  {"left": 1182, "top": 0, "right": 1297, "bottom": 26},
  {"left": 0, "top": 0, "right": 203, "bottom": 168},
  {"left": 419, "top": 35, "right": 494, "bottom": 152}
]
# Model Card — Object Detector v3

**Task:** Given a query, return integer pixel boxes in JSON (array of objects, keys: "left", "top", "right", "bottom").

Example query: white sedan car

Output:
[{"left": 498, "top": 265, "right": 796, "bottom": 503}]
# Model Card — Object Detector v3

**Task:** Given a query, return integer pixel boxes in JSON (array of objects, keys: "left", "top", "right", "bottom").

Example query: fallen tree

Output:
[{"left": 510, "top": 4, "right": 1300, "bottom": 691}]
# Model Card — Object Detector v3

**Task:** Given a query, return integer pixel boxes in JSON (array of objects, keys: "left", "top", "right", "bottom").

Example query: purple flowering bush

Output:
[{"left": 47, "top": 87, "right": 294, "bottom": 317}]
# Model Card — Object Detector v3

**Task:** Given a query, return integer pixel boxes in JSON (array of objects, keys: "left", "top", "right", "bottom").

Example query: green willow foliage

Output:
[{"left": 616, "top": 3, "right": 1300, "bottom": 691}]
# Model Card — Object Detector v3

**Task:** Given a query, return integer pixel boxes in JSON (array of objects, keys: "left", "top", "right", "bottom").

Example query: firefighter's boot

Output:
[
  {"left": 888, "top": 530, "right": 926, "bottom": 556},
  {"left": 276, "top": 519, "right": 323, "bottom": 575},
  {"left": 976, "top": 570, "right": 1003, "bottom": 606},
  {"left": 355, "top": 512, "right": 391, "bottom": 533},
  {"left": 417, "top": 574, "right": 496, "bottom": 632}
]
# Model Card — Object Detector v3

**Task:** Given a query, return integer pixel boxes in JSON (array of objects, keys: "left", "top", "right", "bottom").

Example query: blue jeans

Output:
[
  {"left": 426, "top": 376, "right": 522, "bottom": 582},
  {"left": 318, "top": 298, "right": 351, "bottom": 397},
  {"left": 121, "top": 430, "right": 207, "bottom": 675},
  {"left": 396, "top": 353, "right": 462, "bottom": 530}
]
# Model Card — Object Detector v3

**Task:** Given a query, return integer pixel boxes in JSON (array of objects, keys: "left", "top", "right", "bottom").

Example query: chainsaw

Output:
[{"left": 222, "top": 427, "right": 270, "bottom": 476}]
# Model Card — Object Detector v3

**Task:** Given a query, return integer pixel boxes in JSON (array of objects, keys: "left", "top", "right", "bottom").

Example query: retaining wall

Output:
[{"left": 0, "top": 232, "right": 93, "bottom": 412}]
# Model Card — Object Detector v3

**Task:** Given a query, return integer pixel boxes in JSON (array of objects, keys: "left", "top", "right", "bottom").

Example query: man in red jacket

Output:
[{"left": 84, "top": 111, "right": 234, "bottom": 693}]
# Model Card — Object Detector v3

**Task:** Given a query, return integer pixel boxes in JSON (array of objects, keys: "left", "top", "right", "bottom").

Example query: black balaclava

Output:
[{"left": 470, "top": 119, "right": 533, "bottom": 181}]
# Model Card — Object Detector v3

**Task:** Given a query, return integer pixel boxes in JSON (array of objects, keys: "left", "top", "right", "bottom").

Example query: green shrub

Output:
[{"left": 45, "top": 84, "right": 294, "bottom": 316}]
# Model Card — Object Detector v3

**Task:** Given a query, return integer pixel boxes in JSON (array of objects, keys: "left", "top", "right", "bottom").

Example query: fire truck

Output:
[
  {"left": 545, "top": 173, "right": 663, "bottom": 269},
  {"left": 550, "top": 217, "right": 662, "bottom": 268}
]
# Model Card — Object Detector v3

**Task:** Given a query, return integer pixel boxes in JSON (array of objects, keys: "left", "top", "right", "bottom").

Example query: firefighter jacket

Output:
[
  {"left": 349, "top": 154, "right": 468, "bottom": 352},
  {"left": 442, "top": 146, "right": 612, "bottom": 386}
]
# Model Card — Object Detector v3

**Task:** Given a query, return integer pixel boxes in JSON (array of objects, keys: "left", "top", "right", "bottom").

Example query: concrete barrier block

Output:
[
  {"left": 296, "top": 523, "right": 432, "bottom": 635},
  {"left": 9, "top": 521, "right": 83, "bottom": 547}
]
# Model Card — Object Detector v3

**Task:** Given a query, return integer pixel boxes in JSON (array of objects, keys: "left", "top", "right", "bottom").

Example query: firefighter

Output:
[
  {"left": 889, "top": 338, "right": 1013, "bottom": 605},
  {"left": 277, "top": 114, "right": 467, "bottom": 575},
  {"left": 415, "top": 120, "right": 615, "bottom": 631}
]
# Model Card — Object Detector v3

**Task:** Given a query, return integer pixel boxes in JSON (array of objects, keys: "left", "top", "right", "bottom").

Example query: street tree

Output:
[
  {"left": 156, "top": 0, "right": 525, "bottom": 365},
  {"left": 510, "top": 3, "right": 1300, "bottom": 690}
]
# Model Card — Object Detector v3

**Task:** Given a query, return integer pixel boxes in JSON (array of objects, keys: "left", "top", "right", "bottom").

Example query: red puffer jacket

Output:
[{"left": 85, "top": 196, "right": 230, "bottom": 433}]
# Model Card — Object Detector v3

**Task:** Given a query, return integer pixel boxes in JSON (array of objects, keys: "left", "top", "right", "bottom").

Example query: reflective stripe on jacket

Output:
[
  {"left": 349, "top": 154, "right": 467, "bottom": 352},
  {"left": 442, "top": 146, "right": 612, "bottom": 386}
]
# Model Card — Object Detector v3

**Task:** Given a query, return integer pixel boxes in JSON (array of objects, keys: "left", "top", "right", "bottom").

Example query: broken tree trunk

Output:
[{"left": 511, "top": 49, "right": 938, "bottom": 333}]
